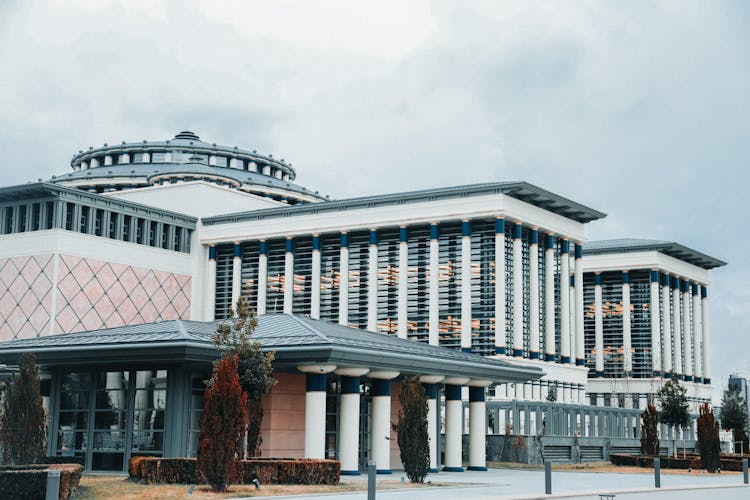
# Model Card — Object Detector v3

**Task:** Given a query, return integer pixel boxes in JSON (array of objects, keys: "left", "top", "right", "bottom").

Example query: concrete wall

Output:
[{"left": 259, "top": 373, "right": 306, "bottom": 458}]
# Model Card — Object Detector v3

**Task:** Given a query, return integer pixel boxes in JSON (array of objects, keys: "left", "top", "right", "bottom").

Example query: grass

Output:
[{"left": 75, "top": 475, "right": 443, "bottom": 499}]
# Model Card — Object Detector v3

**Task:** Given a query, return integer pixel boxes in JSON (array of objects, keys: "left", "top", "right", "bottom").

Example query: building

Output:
[
  {"left": 727, "top": 374, "right": 750, "bottom": 422},
  {"left": 581, "top": 239, "right": 726, "bottom": 410}
]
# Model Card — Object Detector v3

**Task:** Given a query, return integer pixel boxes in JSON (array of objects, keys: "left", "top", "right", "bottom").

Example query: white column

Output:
[
  {"left": 367, "top": 229, "right": 378, "bottom": 332},
  {"left": 443, "top": 379, "right": 468, "bottom": 471},
  {"left": 336, "top": 368, "right": 369, "bottom": 475},
  {"left": 311, "top": 235, "right": 321, "bottom": 320},
  {"left": 227, "top": 244, "right": 241, "bottom": 312},
  {"left": 283, "top": 238, "right": 294, "bottom": 314},
  {"left": 672, "top": 277, "right": 683, "bottom": 377},
  {"left": 594, "top": 273, "right": 604, "bottom": 377},
  {"left": 650, "top": 271, "right": 662, "bottom": 376},
  {"left": 544, "top": 234, "right": 555, "bottom": 361},
  {"left": 257, "top": 241, "right": 268, "bottom": 314},
  {"left": 428, "top": 223, "right": 440, "bottom": 346},
  {"left": 205, "top": 246, "right": 216, "bottom": 321},
  {"left": 512, "top": 222, "right": 524, "bottom": 357},
  {"left": 495, "top": 219, "right": 507, "bottom": 355},
  {"left": 420, "top": 375, "right": 444, "bottom": 472},
  {"left": 339, "top": 233, "right": 349, "bottom": 326},
  {"left": 397, "top": 227, "right": 409, "bottom": 339},
  {"left": 529, "top": 229, "right": 540, "bottom": 359},
  {"left": 682, "top": 281, "right": 693, "bottom": 381},
  {"left": 622, "top": 271, "right": 632, "bottom": 375},
  {"left": 468, "top": 383, "right": 490, "bottom": 471},
  {"left": 661, "top": 274, "right": 672, "bottom": 375},
  {"left": 461, "top": 220, "right": 472, "bottom": 352},
  {"left": 298, "top": 364, "right": 336, "bottom": 459},
  {"left": 701, "top": 287, "right": 711, "bottom": 384},
  {"left": 574, "top": 244, "right": 585, "bottom": 366},
  {"left": 370, "top": 371, "right": 399, "bottom": 473},
  {"left": 560, "top": 240, "right": 571, "bottom": 363},
  {"left": 692, "top": 284, "right": 703, "bottom": 382}
]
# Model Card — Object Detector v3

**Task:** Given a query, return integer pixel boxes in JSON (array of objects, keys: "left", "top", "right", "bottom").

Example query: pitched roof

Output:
[
  {"left": 584, "top": 238, "right": 726, "bottom": 270},
  {"left": 0, "top": 314, "right": 542, "bottom": 383}
]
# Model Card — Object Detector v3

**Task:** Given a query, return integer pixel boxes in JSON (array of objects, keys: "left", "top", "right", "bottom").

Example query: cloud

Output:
[{"left": 0, "top": 0, "right": 748, "bottom": 399}]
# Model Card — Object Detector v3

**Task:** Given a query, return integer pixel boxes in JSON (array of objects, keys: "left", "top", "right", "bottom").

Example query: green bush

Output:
[
  {"left": 0, "top": 463, "right": 83, "bottom": 500},
  {"left": 129, "top": 457, "right": 340, "bottom": 485}
]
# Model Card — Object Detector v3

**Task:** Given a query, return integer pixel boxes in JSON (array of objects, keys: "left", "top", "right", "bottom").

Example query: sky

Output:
[{"left": 1, "top": 0, "right": 748, "bottom": 402}]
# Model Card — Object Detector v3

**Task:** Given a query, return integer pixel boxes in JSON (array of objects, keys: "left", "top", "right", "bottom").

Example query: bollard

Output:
[
  {"left": 45, "top": 470, "right": 61, "bottom": 500},
  {"left": 544, "top": 461, "right": 552, "bottom": 495},
  {"left": 743, "top": 458, "right": 748, "bottom": 485},
  {"left": 368, "top": 462, "right": 376, "bottom": 500},
  {"left": 654, "top": 457, "right": 661, "bottom": 488}
]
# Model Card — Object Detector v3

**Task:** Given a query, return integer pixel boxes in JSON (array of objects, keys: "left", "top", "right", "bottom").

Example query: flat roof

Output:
[
  {"left": 584, "top": 238, "right": 726, "bottom": 270},
  {"left": 0, "top": 314, "right": 543, "bottom": 383},
  {"left": 202, "top": 181, "right": 607, "bottom": 226}
]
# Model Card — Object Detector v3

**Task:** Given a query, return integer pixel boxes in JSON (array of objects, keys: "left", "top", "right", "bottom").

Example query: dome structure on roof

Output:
[{"left": 50, "top": 131, "right": 325, "bottom": 205}]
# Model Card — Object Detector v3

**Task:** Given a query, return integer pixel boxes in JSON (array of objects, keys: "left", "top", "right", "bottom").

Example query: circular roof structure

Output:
[{"left": 50, "top": 131, "right": 325, "bottom": 205}]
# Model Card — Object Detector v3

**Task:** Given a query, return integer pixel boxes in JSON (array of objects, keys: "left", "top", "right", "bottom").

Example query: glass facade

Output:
[{"left": 213, "top": 218, "right": 568, "bottom": 359}]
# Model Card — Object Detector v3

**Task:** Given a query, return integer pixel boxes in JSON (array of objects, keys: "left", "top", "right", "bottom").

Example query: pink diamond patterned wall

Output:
[
  {"left": 54, "top": 255, "right": 191, "bottom": 334},
  {"left": 0, "top": 253, "right": 191, "bottom": 341},
  {"left": 0, "top": 255, "right": 54, "bottom": 341}
]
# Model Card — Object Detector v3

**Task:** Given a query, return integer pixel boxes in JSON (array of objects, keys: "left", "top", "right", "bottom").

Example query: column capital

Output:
[
  {"left": 443, "top": 377, "right": 470, "bottom": 385},
  {"left": 418, "top": 375, "right": 445, "bottom": 384},
  {"left": 462, "top": 219, "right": 471, "bottom": 236},
  {"left": 399, "top": 226, "right": 408, "bottom": 242},
  {"left": 369, "top": 229, "right": 378, "bottom": 245},
  {"left": 574, "top": 242, "right": 583, "bottom": 259},
  {"left": 594, "top": 273, "right": 602, "bottom": 286},
  {"left": 208, "top": 245, "right": 216, "bottom": 260},
  {"left": 512, "top": 222, "right": 522, "bottom": 239},
  {"left": 430, "top": 222, "right": 440, "bottom": 240},
  {"left": 368, "top": 370, "right": 399, "bottom": 380},
  {"left": 561, "top": 239, "right": 570, "bottom": 254},
  {"left": 495, "top": 218, "right": 505, "bottom": 234},
  {"left": 298, "top": 364, "right": 336, "bottom": 374},
  {"left": 334, "top": 367, "right": 369, "bottom": 377},
  {"left": 622, "top": 271, "right": 630, "bottom": 284}
]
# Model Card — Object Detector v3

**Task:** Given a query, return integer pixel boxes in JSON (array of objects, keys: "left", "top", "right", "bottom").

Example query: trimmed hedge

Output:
[
  {"left": 0, "top": 463, "right": 83, "bottom": 500},
  {"left": 129, "top": 457, "right": 340, "bottom": 485}
]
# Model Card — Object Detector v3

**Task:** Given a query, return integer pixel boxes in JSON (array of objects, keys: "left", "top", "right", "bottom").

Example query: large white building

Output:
[{"left": 0, "top": 130, "right": 726, "bottom": 471}]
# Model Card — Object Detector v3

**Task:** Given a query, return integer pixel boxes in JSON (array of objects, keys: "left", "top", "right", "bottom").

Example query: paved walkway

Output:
[{"left": 296, "top": 468, "right": 749, "bottom": 499}]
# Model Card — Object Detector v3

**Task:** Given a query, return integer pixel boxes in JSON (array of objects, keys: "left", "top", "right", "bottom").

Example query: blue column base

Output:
[
  {"left": 663, "top": 372, "right": 671, "bottom": 378},
  {"left": 676, "top": 374, "right": 684, "bottom": 380},
  {"left": 575, "top": 359, "right": 585, "bottom": 366},
  {"left": 653, "top": 370, "right": 662, "bottom": 378},
  {"left": 461, "top": 347, "right": 472, "bottom": 353},
  {"left": 694, "top": 377, "right": 703, "bottom": 384},
  {"left": 341, "top": 470, "right": 360, "bottom": 476},
  {"left": 376, "top": 469, "right": 392, "bottom": 475},
  {"left": 560, "top": 356, "right": 571, "bottom": 364},
  {"left": 443, "top": 466, "right": 465, "bottom": 472},
  {"left": 684, "top": 375, "right": 693, "bottom": 382},
  {"left": 428, "top": 468, "right": 440, "bottom": 473},
  {"left": 529, "top": 351, "right": 540, "bottom": 359},
  {"left": 467, "top": 466, "right": 488, "bottom": 471},
  {"left": 512, "top": 349, "right": 524, "bottom": 357},
  {"left": 704, "top": 378, "right": 711, "bottom": 384},
  {"left": 495, "top": 347, "right": 506, "bottom": 355}
]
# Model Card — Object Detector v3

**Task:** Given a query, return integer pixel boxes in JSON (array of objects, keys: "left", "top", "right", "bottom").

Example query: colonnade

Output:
[
  {"left": 207, "top": 218, "right": 586, "bottom": 364},
  {"left": 297, "top": 365, "right": 491, "bottom": 474},
  {"left": 590, "top": 270, "right": 711, "bottom": 383}
]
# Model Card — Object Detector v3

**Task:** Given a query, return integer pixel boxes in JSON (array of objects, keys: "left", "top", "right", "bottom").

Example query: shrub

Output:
[
  {"left": 393, "top": 377, "right": 429, "bottom": 483},
  {"left": 128, "top": 457, "right": 340, "bottom": 485},
  {"left": 640, "top": 404, "right": 659, "bottom": 456},
  {"left": 697, "top": 403, "right": 720, "bottom": 471},
  {"left": 0, "top": 353, "right": 46, "bottom": 465},
  {"left": 0, "top": 463, "right": 83, "bottom": 500},
  {"left": 197, "top": 354, "right": 248, "bottom": 492},
  {"left": 656, "top": 378, "right": 690, "bottom": 458}
]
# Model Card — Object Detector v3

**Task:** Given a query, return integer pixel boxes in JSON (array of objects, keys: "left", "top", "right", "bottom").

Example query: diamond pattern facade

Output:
[{"left": 0, "top": 254, "right": 191, "bottom": 341}]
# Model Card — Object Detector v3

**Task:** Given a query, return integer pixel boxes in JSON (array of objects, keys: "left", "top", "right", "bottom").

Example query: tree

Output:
[
  {"left": 213, "top": 298, "right": 275, "bottom": 457},
  {"left": 0, "top": 353, "right": 46, "bottom": 465},
  {"left": 720, "top": 386, "right": 749, "bottom": 454},
  {"left": 640, "top": 404, "right": 659, "bottom": 456},
  {"left": 393, "top": 377, "right": 429, "bottom": 483},
  {"left": 197, "top": 354, "right": 248, "bottom": 492},
  {"left": 696, "top": 403, "right": 720, "bottom": 471},
  {"left": 656, "top": 378, "right": 690, "bottom": 458}
]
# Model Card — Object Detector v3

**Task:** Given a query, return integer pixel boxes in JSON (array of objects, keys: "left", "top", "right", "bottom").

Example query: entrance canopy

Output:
[{"left": 0, "top": 314, "right": 542, "bottom": 384}]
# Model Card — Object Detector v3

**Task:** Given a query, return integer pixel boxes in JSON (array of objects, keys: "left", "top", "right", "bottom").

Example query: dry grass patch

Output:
[{"left": 76, "top": 475, "right": 443, "bottom": 499}]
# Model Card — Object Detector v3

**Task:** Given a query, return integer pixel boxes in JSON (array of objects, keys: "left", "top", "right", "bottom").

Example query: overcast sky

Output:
[{"left": 1, "top": 0, "right": 748, "bottom": 402}]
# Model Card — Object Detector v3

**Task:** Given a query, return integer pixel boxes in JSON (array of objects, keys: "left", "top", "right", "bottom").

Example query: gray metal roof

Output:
[
  {"left": 0, "top": 314, "right": 542, "bottom": 383},
  {"left": 203, "top": 181, "right": 607, "bottom": 226},
  {"left": 584, "top": 238, "right": 727, "bottom": 269},
  {"left": 49, "top": 163, "right": 324, "bottom": 200}
]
